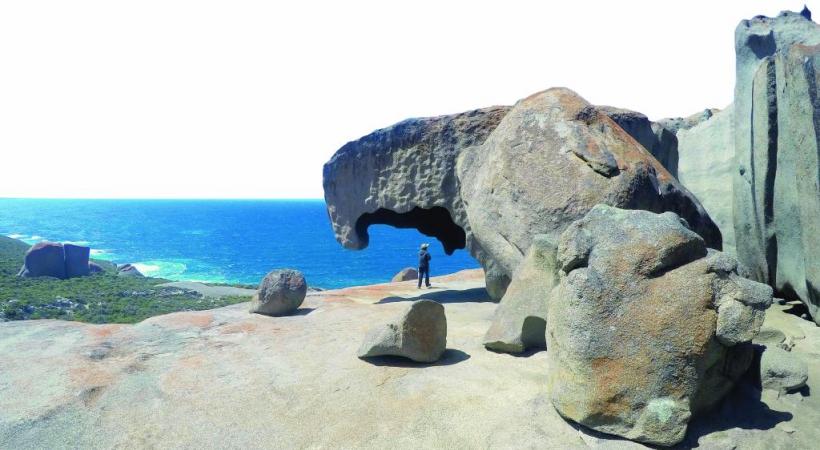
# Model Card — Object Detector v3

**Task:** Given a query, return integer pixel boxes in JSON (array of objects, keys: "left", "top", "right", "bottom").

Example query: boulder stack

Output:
[
  {"left": 546, "top": 205, "right": 772, "bottom": 446},
  {"left": 18, "top": 241, "right": 94, "bottom": 279}
]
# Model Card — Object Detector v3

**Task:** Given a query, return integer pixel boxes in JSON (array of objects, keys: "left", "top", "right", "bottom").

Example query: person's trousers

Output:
[{"left": 418, "top": 266, "right": 430, "bottom": 288}]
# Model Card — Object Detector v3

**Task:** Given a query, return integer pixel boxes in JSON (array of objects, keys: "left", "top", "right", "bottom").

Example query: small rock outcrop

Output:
[
  {"left": 17, "top": 242, "right": 67, "bottom": 279},
  {"left": 391, "top": 267, "right": 418, "bottom": 282},
  {"left": 547, "top": 205, "right": 772, "bottom": 446},
  {"left": 117, "top": 264, "right": 144, "bottom": 278},
  {"left": 358, "top": 299, "right": 446, "bottom": 363},
  {"left": 759, "top": 345, "right": 809, "bottom": 393},
  {"left": 88, "top": 262, "right": 105, "bottom": 274},
  {"left": 249, "top": 269, "right": 307, "bottom": 316},
  {"left": 731, "top": 10, "right": 820, "bottom": 322},
  {"left": 483, "top": 235, "right": 558, "bottom": 354}
]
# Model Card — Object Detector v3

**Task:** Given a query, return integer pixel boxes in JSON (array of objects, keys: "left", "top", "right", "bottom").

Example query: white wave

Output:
[
  {"left": 131, "top": 260, "right": 188, "bottom": 279},
  {"left": 30, "top": 235, "right": 43, "bottom": 240},
  {"left": 6, "top": 233, "right": 25, "bottom": 239},
  {"left": 64, "top": 240, "right": 90, "bottom": 246}
]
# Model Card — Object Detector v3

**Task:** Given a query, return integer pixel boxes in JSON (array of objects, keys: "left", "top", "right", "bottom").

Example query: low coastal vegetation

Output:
[{"left": 0, "top": 236, "right": 251, "bottom": 324}]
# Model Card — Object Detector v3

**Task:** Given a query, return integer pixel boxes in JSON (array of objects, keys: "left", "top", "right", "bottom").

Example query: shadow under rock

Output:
[
  {"left": 290, "top": 307, "right": 315, "bottom": 316},
  {"left": 376, "top": 287, "right": 494, "bottom": 304},
  {"left": 676, "top": 380, "right": 793, "bottom": 449},
  {"left": 360, "top": 349, "right": 471, "bottom": 367}
]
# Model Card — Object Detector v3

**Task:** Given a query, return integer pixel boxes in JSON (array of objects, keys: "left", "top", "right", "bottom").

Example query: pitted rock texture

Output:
[
  {"left": 675, "top": 105, "right": 736, "bottom": 255},
  {"left": 732, "top": 10, "right": 820, "bottom": 323},
  {"left": 249, "top": 269, "right": 307, "bottom": 316},
  {"left": 546, "top": 205, "right": 772, "bottom": 446},
  {"left": 483, "top": 235, "right": 558, "bottom": 354},
  {"left": 322, "top": 106, "right": 509, "bottom": 257},
  {"left": 457, "top": 88, "right": 722, "bottom": 277},
  {"left": 357, "top": 299, "right": 446, "bottom": 363}
]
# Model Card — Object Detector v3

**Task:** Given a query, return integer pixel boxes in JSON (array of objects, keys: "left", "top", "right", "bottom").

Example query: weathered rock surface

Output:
[
  {"left": 599, "top": 105, "right": 679, "bottom": 177},
  {"left": 658, "top": 108, "right": 720, "bottom": 135},
  {"left": 483, "top": 235, "right": 558, "bottom": 354},
  {"left": 116, "top": 263, "right": 144, "bottom": 277},
  {"left": 759, "top": 345, "right": 809, "bottom": 393},
  {"left": 391, "top": 267, "right": 418, "bottom": 282},
  {"left": 249, "top": 269, "right": 307, "bottom": 316},
  {"left": 358, "top": 299, "right": 446, "bottom": 363},
  {"left": 63, "top": 243, "right": 90, "bottom": 278},
  {"left": 1, "top": 269, "right": 819, "bottom": 449},
  {"left": 547, "top": 205, "right": 771, "bottom": 446},
  {"left": 675, "top": 105, "right": 736, "bottom": 255},
  {"left": 732, "top": 9, "right": 820, "bottom": 324},
  {"left": 457, "top": 88, "right": 722, "bottom": 278},
  {"left": 17, "top": 242, "right": 66, "bottom": 279}
]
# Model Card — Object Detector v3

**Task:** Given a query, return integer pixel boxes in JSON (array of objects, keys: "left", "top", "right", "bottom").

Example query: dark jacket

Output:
[{"left": 418, "top": 249, "right": 431, "bottom": 269}]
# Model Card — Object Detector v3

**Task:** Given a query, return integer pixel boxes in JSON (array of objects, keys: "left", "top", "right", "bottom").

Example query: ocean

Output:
[{"left": 0, "top": 199, "right": 479, "bottom": 289}]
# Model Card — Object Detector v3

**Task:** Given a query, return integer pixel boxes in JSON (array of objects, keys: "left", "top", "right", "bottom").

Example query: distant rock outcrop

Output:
[
  {"left": 18, "top": 241, "right": 96, "bottom": 279},
  {"left": 249, "top": 269, "right": 307, "bottom": 316},
  {"left": 358, "top": 299, "right": 447, "bottom": 363},
  {"left": 117, "top": 264, "right": 144, "bottom": 278},
  {"left": 547, "top": 205, "right": 771, "bottom": 446},
  {"left": 391, "top": 267, "right": 418, "bottom": 282}
]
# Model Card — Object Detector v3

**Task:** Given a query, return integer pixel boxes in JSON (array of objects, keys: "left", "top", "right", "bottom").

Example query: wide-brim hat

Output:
[{"left": 420, "top": 243, "right": 429, "bottom": 249}]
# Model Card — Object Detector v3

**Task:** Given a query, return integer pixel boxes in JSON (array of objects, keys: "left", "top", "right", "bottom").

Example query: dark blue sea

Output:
[{"left": 0, "top": 199, "right": 478, "bottom": 289}]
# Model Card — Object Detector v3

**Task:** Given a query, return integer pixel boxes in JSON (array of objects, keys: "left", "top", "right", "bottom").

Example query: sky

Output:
[{"left": 0, "top": 1, "right": 815, "bottom": 199}]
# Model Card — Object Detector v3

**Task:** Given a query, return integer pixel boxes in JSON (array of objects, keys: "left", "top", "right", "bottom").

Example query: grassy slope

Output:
[{"left": 0, "top": 236, "right": 251, "bottom": 324}]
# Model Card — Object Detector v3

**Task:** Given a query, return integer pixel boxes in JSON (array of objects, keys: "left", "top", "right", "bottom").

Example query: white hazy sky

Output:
[{"left": 0, "top": 1, "right": 814, "bottom": 199}]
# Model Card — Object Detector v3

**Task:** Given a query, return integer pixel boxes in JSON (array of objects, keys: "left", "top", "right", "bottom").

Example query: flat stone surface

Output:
[
  {"left": 1, "top": 269, "right": 818, "bottom": 449},
  {"left": 158, "top": 281, "right": 257, "bottom": 298}
]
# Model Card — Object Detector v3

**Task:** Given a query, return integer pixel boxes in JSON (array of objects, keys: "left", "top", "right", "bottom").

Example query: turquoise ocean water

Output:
[{"left": 0, "top": 199, "right": 478, "bottom": 289}]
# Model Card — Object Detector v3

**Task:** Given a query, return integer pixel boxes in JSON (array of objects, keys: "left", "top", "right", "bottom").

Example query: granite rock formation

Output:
[
  {"left": 759, "top": 345, "right": 809, "bottom": 393},
  {"left": 457, "top": 88, "right": 721, "bottom": 278},
  {"left": 18, "top": 242, "right": 95, "bottom": 279},
  {"left": 117, "top": 264, "right": 144, "bottom": 277},
  {"left": 249, "top": 269, "right": 307, "bottom": 316},
  {"left": 546, "top": 205, "right": 772, "bottom": 446},
  {"left": 483, "top": 235, "right": 558, "bottom": 354},
  {"left": 599, "top": 105, "right": 679, "bottom": 177},
  {"left": 324, "top": 89, "right": 722, "bottom": 299},
  {"left": 358, "top": 299, "right": 447, "bottom": 363},
  {"left": 732, "top": 10, "right": 820, "bottom": 323}
]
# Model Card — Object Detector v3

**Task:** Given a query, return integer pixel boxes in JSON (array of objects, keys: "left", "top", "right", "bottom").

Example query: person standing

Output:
[{"left": 418, "top": 243, "right": 432, "bottom": 289}]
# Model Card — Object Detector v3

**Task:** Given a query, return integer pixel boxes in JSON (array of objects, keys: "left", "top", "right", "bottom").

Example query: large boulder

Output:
[
  {"left": 63, "top": 243, "right": 90, "bottom": 278},
  {"left": 391, "top": 267, "right": 418, "bottom": 283},
  {"left": 358, "top": 299, "right": 447, "bottom": 363},
  {"left": 457, "top": 88, "right": 722, "bottom": 278},
  {"left": 17, "top": 242, "right": 66, "bottom": 279},
  {"left": 732, "top": 9, "right": 820, "bottom": 323},
  {"left": 547, "top": 205, "right": 772, "bottom": 446},
  {"left": 674, "top": 105, "right": 736, "bottom": 255},
  {"left": 249, "top": 269, "right": 307, "bottom": 316},
  {"left": 483, "top": 235, "right": 558, "bottom": 354}
]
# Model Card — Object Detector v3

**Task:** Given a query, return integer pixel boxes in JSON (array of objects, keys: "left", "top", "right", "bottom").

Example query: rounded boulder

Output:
[{"left": 250, "top": 269, "right": 307, "bottom": 316}]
